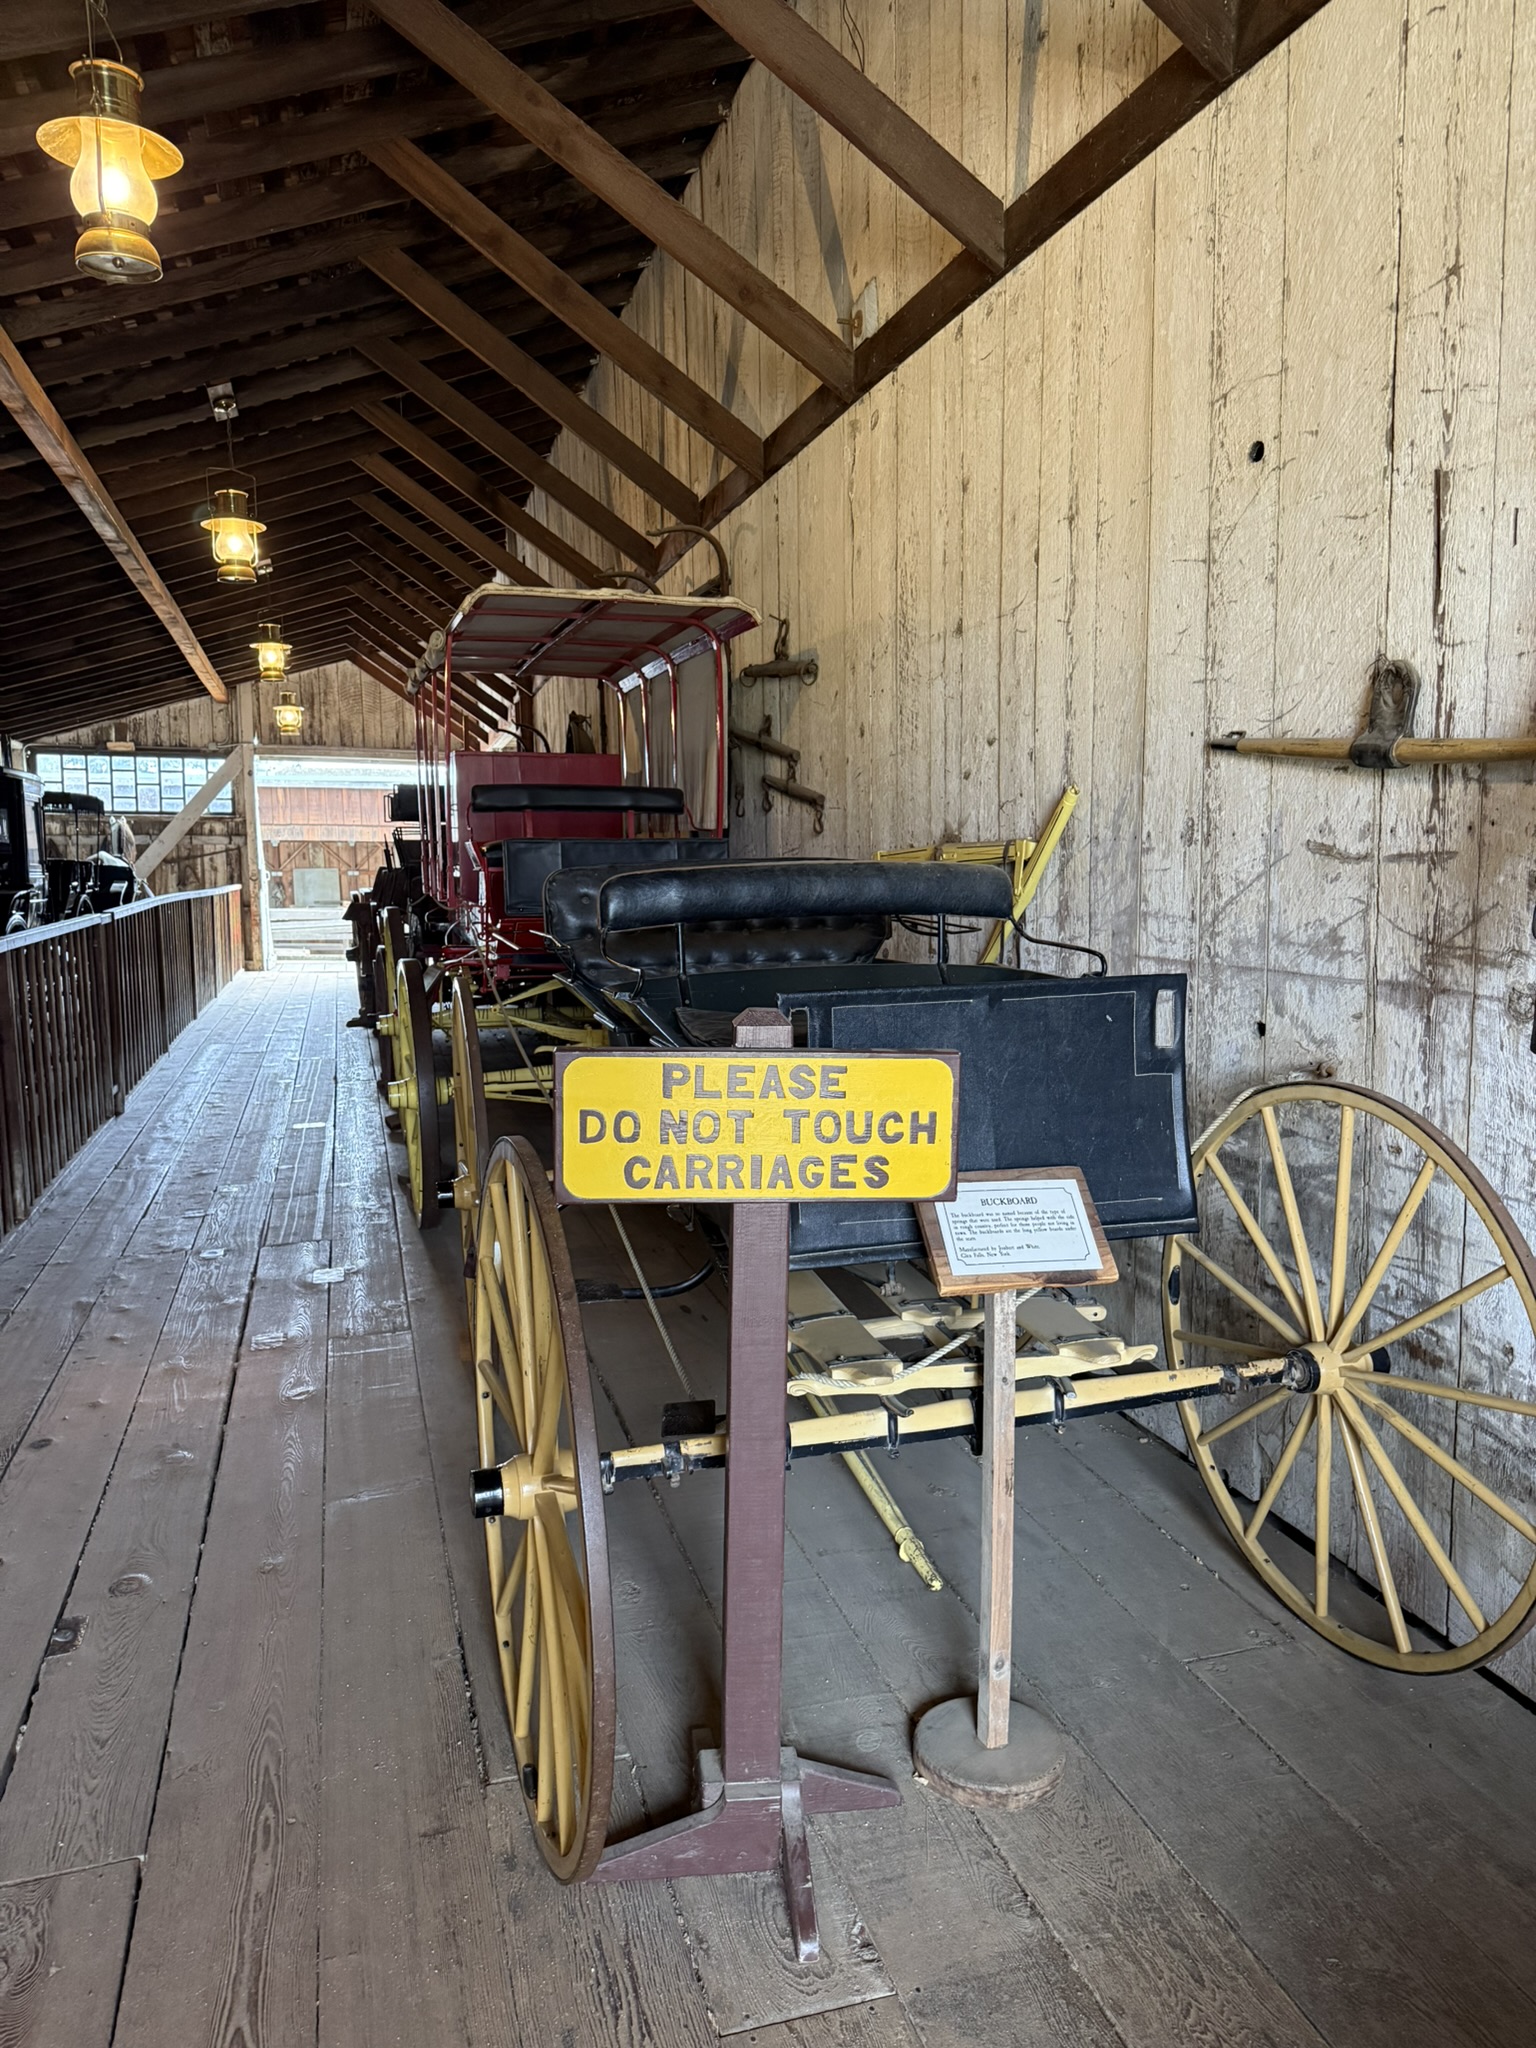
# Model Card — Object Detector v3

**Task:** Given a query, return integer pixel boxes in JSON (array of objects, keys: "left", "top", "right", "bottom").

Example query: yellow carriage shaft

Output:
[
  {"left": 876, "top": 784, "right": 1079, "bottom": 965},
  {"left": 591, "top": 1347, "right": 1305, "bottom": 1491}
]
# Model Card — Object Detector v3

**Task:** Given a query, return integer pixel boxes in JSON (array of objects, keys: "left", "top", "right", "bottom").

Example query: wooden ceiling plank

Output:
[
  {"left": 367, "top": 0, "right": 854, "bottom": 397},
  {"left": 2, "top": 98, "right": 716, "bottom": 302},
  {"left": 353, "top": 492, "right": 486, "bottom": 590},
  {"left": 691, "top": 0, "right": 1004, "bottom": 269},
  {"left": 363, "top": 242, "right": 700, "bottom": 522},
  {"left": 354, "top": 450, "right": 544, "bottom": 588},
  {"left": 358, "top": 334, "right": 655, "bottom": 570},
  {"left": 368, "top": 136, "right": 764, "bottom": 478},
  {"left": 0, "top": 18, "right": 744, "bottom": 241},
  {"left": 358, "top": 526, "right": 468, "bottom": 612},
  {"left": 2, "top": 228, "right": 384, "bottom": 348},
  {"left": 0, "top": 326, "right": 227, "bottom": 704},
  {"left": 355, "top": 396, "right": 604, "bottom": 584}
]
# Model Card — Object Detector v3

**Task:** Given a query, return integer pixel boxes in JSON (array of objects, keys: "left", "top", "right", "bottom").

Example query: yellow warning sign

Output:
[{"left": 553, "top": 1050, "right": 959, "bottom": 1204}]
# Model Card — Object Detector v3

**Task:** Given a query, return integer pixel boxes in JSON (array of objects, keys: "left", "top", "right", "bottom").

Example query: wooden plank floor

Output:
[{"left": 2, "top": 964, "right": 1535, "bottom": 2047}]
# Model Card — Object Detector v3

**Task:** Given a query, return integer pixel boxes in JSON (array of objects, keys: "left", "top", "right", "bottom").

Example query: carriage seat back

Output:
[
  {"left": 499, "top": 835, "right": 729, "bottom": 920},
  {"left": 543, "top": 859, "right": 1012, "bottom": 987}
]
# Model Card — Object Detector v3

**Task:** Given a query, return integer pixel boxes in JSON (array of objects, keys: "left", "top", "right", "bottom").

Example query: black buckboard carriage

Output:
[{"left": 355, "top": 585, "right": 1536, "bottom": 1957}]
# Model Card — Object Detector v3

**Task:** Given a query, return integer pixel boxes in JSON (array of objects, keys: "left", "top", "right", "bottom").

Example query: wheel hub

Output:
[{"left": 472, "top": 1449, "right": 576, "bottom": 1520}]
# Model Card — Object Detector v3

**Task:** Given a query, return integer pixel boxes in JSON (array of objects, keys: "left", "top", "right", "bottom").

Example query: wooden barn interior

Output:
[{"left": 3, "top": 2, "right": 1536, "bottom": 2044}]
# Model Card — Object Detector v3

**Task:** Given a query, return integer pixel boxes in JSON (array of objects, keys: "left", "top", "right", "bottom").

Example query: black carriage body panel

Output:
[{"left": 778, "top": 976, "right": 1195, "bottom": 1264}]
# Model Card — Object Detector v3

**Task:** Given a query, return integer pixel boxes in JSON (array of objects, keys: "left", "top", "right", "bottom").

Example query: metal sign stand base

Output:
[{"left": 588, "top": 1012, "right": 901, "bottom": 1962}]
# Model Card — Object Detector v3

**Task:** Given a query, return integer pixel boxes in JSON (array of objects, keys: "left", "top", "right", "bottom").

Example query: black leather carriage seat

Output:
[
  {"left": 500, "top": 834, "right": 731, "bottom": 919},
  {"left": 542, "top": 858, "right": 1013, "bottom": 987}
]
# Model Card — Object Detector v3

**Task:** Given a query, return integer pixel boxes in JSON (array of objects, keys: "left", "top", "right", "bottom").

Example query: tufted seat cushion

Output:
[{"left": 543, "top": 858, "right": 1012, "bottom": 987}]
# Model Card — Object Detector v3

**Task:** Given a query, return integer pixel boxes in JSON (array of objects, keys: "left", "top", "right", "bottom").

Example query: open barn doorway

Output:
[{"left": 253, "top": 749, "right": 412, "bottom": 964}]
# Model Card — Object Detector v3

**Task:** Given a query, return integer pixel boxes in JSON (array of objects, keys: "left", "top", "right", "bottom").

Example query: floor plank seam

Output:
[
  {"left": 0, "top": 1254, "right": 192, "bottom": 1814},
  {"left": 781, "top": 1523, "right": 1134, "bottom": 2048}
]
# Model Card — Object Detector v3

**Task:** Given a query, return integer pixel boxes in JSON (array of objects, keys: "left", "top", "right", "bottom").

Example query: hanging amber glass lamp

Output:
[
  {"left": 273, "top": 690, "right": 304, "bottom": 739},
  {"left": 35, "top": 58, "right": 182, "bottom": 284},
  {"left": 250, "top": 622, "right": 291, "bottom": 682},
  {"left": 201, "top": 486, "right": 265, "bottom": 584}
]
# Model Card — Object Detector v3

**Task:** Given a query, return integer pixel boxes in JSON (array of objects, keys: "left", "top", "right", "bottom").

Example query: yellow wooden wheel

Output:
[
  {"left": 449, "top": 971, "right": 490, "bottom": 1313},
  {"left": 473, "top": 1137, "right": 613, "bottom": 1880},
  {"left": 1164, "top": 1081, "right": 1536, "bottom": 1671},
  {"left": 393, "top": 955, "right": 441, "bottom": 1230}
]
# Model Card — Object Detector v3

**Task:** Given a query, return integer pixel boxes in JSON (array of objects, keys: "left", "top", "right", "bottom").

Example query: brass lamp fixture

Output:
[
  {"left": 201, "top": 484, "right": 265, "bottom": 584},
  {"left": 35, "top": 56, "right": 182, "bottom": 284},
  {"left": 273, "top": 690, "right": 304, "bottom": 739},
  {"left": 250, "top": 622, "right": 291, "bottom": 682}
]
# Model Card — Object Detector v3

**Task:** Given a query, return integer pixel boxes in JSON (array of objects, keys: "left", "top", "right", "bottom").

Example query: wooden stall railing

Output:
[{"left": 0, "top": 886, "right": 242, "bottom": 1240}]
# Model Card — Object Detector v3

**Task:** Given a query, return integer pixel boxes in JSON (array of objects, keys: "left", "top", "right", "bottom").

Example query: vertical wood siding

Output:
[{"left": 521, "top": 0, "right": 1536, "bottom": 1695}]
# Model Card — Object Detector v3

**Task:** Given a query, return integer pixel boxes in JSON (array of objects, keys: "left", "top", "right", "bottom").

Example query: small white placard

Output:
[{"left": 934, "top": 1175, "right": 1097, "bottom": 1276}]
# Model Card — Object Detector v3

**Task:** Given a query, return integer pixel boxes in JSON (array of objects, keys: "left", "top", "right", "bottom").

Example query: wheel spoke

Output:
[
  {"left": 1334, "top": 1407, "right": 1413, "bottom": 1654},
  {"left": 1331, "top": 1157, "right": 1436, "bottom": 1351},
  {"left": 535, "top": 1590, "right": 556, "bottom": 1829},
  {"left": 1171, "top": 1328, "right": 1286, "bottom": 1361},
  {"left": 1327, "top": 1107, "right": 1354, "bottom": 1332},
  {"left": 1314, "top": 1392, "right": 1333, "bottom": 1617},
  {"left": 479, "top": 1264, "right": 527, "bottom": 1441},
  {"left": 532, "top": 1516, "right": 575, "bottom": 1853},
  {"left": 1340, "top": 1365, "right": 1536, "bottom": 1420},
  {"left": 514, "top": 1526, "right": 541, "bottom": 1743},
  {"left": 1340, "top": 1265, "right": 1511, "bottom": 1363},
  {"left": 1196, "top": 1386, "right": 1294, "bottom": 1446},
  {"left": 495, "top": 1529, "right": 528, "bottom": 1625},
  {"left": 1354, "top": 1388, "right": 1536, "bottom": 1543},
  {"left": 1171, "top": 1237, "right": 1304, "bottom": 1346},
  {"left": 1205, "top": 1152, "right": 1306, "bottom": 1331},
  {"left": 1259, "top": 1106, "right": 1325, "bottom": 1339},
  {"left": 1334, "top": 1387, "right": 1487, "bottom": 1633},
  {"left": 1245, "top": 1399, "right": 1316, "bottom": 1542}
]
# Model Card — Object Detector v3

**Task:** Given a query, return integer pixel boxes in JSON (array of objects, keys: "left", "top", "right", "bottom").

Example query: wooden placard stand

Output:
[
  {"left": 909, "top": 1171, "right": 1114, "bottom": 1808},
  {"left": 588, "top": 1012, "right": 902, "bottom": 1961}
]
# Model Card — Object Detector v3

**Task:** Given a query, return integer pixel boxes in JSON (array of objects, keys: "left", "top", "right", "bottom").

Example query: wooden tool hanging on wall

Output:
[{"left": 1211, "top": 658, "right": 1536, "bottom": 768}]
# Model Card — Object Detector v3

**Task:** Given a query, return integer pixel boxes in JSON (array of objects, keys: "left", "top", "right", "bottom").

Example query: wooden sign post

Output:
[
  {"left": 910, "top": 1169, "right": 1114, "bottom": 1807},
  {"left": 556, "top": 1012, "right": 959, "bottom": 1961}
]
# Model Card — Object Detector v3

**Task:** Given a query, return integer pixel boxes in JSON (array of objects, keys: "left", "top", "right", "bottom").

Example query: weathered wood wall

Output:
[
  {"left": 525, "top": 0, "right": 1536, "bottom": 1693},
  {"left": 35, "top": 660, "right": 412, "bottom": 898}
]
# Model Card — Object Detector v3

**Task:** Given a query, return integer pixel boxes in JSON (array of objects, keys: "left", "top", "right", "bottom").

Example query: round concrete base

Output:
[{"left": 912, "top": 1696, "right": 1067, "bottom": 1811}]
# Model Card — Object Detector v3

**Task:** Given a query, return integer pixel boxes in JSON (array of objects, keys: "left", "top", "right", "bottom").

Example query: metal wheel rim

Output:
[
  {"left": 1165, "top": 1080, "right": 1536, "bottom": 1672},
  {"left": 396, "top": 955, "right": 441, "bottom": 1230},
  {"left": 474, "top": 1136, "right": 614, "bottom": 1881}
]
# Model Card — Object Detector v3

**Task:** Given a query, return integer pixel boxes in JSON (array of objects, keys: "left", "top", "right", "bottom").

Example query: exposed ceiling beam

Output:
[
  {"left": 354, "top": 492, "right": 487, "bottom": 592},
  {"left": 363, "top": 242, "right": 701, "bottom": 522},
  {"left": 683, "top": 8, "right": 1331, "bottom": 563},
  {"left": 355, "top": 397, "right": 604, "bottom": 584},
  {"left": 368, "top": 0, "right": 853, "bottom": 396},
  {"left": 358, "top": 335, "right": 655, "bottom": 571},
  {"left": 691, "top": 0, "right": 1004, "bottom": 269},
  {"left": 0, "top": 327, "right": 226, "bottom": 704},
  {"left": 354, "top": 450, "right": 544, "bottom": 587},
  {"left": 1140, "top": 0, "right": 1252, "bottom": 78},
  {"left": 367, "top": 136, "right": 764, "bottom": 478}
]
